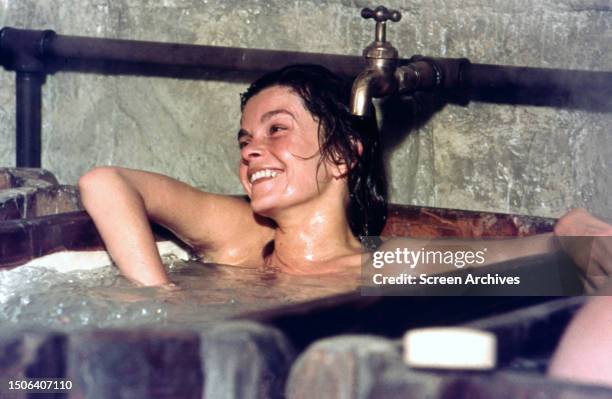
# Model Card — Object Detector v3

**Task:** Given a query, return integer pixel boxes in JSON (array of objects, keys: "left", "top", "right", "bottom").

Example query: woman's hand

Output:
[{"left": 554, "top": 208, "right": 612, "bottom": 291}]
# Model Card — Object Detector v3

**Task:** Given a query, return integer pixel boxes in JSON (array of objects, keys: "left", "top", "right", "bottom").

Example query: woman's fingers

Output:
[
  {"left": 555, "top": 208, "right": 612, "bottom": 291},
  {"left": 573, "top": 239, "right": 612, "bottom": 290},
  {"left": 555, "top": 208, "right": 612, "bottom": 236},
  {"left": 589, "top": 237, "right": 612, "bottom": 286}
]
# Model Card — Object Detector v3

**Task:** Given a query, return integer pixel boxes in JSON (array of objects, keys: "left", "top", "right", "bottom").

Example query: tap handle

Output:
[
  {"left": 361, "top": 6, "right": 401, "bottom": 42},
  {"left": 361, "top": 6, "right": 401, "bottom": 23}
]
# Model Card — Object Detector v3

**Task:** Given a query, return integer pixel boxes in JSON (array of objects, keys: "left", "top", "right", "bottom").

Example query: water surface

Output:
[{"left": 0, "top": 254, "right": 360, "bottom": 330}]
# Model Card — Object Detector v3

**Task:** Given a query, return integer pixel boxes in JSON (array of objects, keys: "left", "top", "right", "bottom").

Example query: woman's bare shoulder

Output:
[
  {"left": 94, "top": 167, "right": 274, "bottom": 255},
  {"left": 182, "top": 192, "right": 275, "bottom": 254},
  {"left": 186, "top": 193, "right": 276, "bottom": 268}
]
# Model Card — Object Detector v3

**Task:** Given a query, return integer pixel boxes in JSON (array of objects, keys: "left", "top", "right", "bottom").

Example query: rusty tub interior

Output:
[{"left": 1, "top": 167, "right": 606, "bottom": 398}]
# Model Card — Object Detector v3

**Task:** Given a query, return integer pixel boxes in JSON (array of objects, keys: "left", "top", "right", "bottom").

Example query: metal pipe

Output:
[
  {"left": 4, "top": 27, "right": 609, "bottom": 98},
  {"left": 0, "top": 28, "right": 52, "bottom": 168},
  {"left": 465, "top": 63, "right": 612, "bottom": 91},
  {"left": 46, "top": 34, "right": 366, "bottom": 77},
  {"left": 464, "top": 63, "right": 612, "bottom": 110},
  {"left": 16, "top": 72, "right": 43, "bottom": 167}
]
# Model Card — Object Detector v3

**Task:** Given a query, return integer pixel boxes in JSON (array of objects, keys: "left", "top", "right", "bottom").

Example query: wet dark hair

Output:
[{"left": 240, "top": 64, "right": 387, "bottom": 237}]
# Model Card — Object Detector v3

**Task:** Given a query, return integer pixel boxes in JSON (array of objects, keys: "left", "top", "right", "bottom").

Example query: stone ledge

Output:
[
  {"left": 0, "top": 329, "right": 67, "bottom": 399},
  {"left": 200, "top": 321, "right": 296, "bottom": 399},
  {"left": 0, "top": 322, "right": 295, "bottom": 399},
  {"left": 68, "top": 329, "right": 203, "bottom": 399},
  {"left": 286, "top": 335, "right": 403, "bottom": 399}
]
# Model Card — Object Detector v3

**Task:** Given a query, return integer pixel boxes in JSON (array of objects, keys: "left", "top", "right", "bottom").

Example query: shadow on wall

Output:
[{"left": 379, "top": 91, "right": 447, "bottom": 152}]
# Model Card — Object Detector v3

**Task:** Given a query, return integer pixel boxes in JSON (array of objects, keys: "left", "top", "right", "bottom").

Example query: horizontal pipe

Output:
[
  {"left": 59, "top": 35, "right": 599, "bottom": 93},
  {"left": 465, "top": 63, "right": 612, "bottom": 91},
  {"left": 48, "top": 33, "right": 611, "bottom": 108},
  {"left": 3, "top": 28, "right": 609, "bottom": 97},
  {"left": 464, "top": 63, "right": 612, "bottom": 111},
  {"left": 46, "top": 34, "right": 367, "bottom": 77},
  {"left": 1, "top": 27, "right": 610, "bottom": 112}
]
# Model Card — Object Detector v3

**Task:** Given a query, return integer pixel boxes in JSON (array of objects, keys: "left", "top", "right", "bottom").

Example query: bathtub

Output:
[{"left": 1, "top": 167, "right": 605, "bottom": 398}]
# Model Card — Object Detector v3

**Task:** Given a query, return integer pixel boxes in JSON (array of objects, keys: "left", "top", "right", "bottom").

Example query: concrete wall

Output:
[{"left": 0, "top": 0, "right": 610, "bottom": 219}]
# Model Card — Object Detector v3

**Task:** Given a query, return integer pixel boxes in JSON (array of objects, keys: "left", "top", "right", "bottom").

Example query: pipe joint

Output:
[
  {"left": 0, "top": 27, "right": 56, "bottom": 73},
  {"left": 409, "top": 55, "right": 471, "bottom": 90}
]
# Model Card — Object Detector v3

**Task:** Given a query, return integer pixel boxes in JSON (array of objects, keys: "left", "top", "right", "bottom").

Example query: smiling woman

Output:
[
  {"left": 79, "top": 65, "right": 612, "bottom": 293},
  {"left": 78, "top": 64, "right": 387, "bottom": 286},
  {"left": 238, "top": 65, "right": 387, "bottom": 238}
]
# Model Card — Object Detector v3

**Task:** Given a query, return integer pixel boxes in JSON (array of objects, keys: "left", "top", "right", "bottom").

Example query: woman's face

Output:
[{"left": 238, "top": 86, "right": 336, "bottom": 217}]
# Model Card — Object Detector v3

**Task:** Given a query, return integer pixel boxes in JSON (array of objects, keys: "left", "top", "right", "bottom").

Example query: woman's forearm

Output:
[{"left": 79, "top": 167, "right": 170, "bottom": 286}]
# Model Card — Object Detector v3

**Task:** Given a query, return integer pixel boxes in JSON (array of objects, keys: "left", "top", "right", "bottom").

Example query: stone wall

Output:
[{"left": 0, "top": 0, "right": 610, "bottom": 219}]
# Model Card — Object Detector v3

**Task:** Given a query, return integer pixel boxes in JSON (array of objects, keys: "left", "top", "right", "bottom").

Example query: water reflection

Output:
[{"left": 0, "top": 256, "right": 360, "bottom": 329}]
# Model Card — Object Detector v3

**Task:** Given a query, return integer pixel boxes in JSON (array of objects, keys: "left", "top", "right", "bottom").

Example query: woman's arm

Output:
[
  {"left": 79, "top": 166, "right": 270, "bottom": 286},
  {"left": 548, "top": 282, "right": 612, "bottom": 387},
  {"left": 378, "top": 208, "right": 612, "bottom": 283},
  {"left": 79, "top": 167, "right": 169, "bottom": 286}
]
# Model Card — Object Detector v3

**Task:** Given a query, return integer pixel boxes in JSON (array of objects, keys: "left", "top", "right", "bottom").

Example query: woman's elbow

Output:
[{"left": 78, "top": 166, "right": 123, "bottom": 201}]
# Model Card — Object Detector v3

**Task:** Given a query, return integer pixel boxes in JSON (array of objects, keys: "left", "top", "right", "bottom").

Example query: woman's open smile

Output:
[{"left": 249, "top": 168, "right": 283, "bottom": 184}]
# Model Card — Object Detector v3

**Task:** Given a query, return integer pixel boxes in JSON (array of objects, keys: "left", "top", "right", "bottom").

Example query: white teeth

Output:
[{"left": 250, "top": 169, "right": 280, "bottom": 183}]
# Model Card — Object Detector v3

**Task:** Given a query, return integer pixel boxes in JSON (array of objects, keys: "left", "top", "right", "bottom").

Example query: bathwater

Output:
[{"left": 0, "top": 254, "right": 360, "bottom": 330}]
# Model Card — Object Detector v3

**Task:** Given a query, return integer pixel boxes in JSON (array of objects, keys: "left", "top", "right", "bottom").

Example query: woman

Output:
[
  {"left": 79, "top": 64, "right": 387, "bottom": 286},
  {"left": 80, "top": 64, "right": 612, "bottom": 288}
]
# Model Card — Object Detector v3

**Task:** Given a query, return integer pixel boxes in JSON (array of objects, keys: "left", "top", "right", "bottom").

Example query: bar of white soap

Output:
[{"left": 403, "top": 327, "right": 496, "bottom": 370}]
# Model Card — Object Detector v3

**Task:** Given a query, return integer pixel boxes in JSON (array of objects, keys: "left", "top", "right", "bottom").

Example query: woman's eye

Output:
[
  {"left": 270, "top": 125, "right": 287, "bottom": 134},
  {"left": 239, "top": 141, "right": 249, "bottom": 149}
]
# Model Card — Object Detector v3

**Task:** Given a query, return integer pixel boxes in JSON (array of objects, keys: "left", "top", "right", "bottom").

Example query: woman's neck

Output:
[{"left": 268, "top": 199, "right": 362, "bottom": 274}]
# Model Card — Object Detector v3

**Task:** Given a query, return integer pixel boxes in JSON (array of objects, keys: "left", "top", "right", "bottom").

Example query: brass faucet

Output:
[
  {"left": 351, "top": 6, "right": 465, "bottom": 117},
  {"left": 350, "top": 6, "right": 402, "bottom": 117}
]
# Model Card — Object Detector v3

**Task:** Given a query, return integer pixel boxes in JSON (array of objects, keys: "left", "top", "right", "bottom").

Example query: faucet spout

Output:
[
  {"left": 350, "top": 69, "right": 376, "bottom": 117},
  {"left": 350, "top": 67, "right": 396, "bottom": 117}
]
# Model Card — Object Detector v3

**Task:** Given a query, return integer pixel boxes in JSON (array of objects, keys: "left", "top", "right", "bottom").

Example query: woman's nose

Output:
[{"left": 242, "top": 138, "right": 266, "bottom": 160}]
